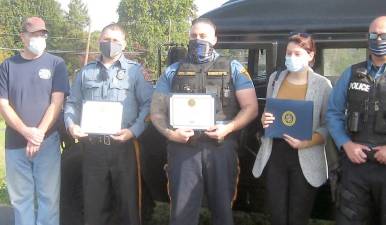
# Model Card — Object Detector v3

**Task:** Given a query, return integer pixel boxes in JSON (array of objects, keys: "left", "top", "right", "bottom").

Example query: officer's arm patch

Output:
[{"left": 240, "top": 67, "right": 252, "bottom": 80}]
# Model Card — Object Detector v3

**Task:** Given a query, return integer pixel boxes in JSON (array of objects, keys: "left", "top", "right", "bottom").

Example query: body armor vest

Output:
[
  {"left": 171, "top": 57, "right": 240, "bottom": 122},
  {"left": 347, "top": 61, "right": 386, "bottom": 146}
]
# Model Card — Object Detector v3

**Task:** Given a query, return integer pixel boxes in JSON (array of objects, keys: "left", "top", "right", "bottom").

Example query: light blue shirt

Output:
[
  {"left": 326, "top": 59, "right": 386, "bottom": 149},
  {"left": 64, "top": 55, "right": 153, "bottom": 137}
]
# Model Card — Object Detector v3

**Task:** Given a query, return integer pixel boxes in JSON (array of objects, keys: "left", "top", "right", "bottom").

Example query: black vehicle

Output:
[
  {"left": 61, "top": 0, "right": 386, "bottom": 224},
  {"left": 140, "top": 0, "right": 386, "bottom": 220}
]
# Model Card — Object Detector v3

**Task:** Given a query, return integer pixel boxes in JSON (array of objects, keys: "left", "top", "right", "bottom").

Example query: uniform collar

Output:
[
  {"left": 96, "top": 54, "right": 126, "bottom": 69},
  {"left": 367, "top": 58, "right": 386, "bottom": 77}
]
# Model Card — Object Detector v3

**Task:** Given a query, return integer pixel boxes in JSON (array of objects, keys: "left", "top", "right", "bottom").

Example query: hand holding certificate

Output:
[
  {"left": 264, "top": 98, "right": 313, "bottom": 140},
  {"left": 80, "top": 101, "right": 123, "bottom": 135},
  {"left": 169, "top": 94, "right": 215, "bottom": 130}
]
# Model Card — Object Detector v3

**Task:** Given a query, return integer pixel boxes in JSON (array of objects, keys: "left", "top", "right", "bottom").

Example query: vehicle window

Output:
[
  {"left": 215, "top": 49, "right": 249, "bottom": 68},
  {"left": 323, "top": 48, "right": 367, "bottom": 77},
  {"left": 255, "top": 49, "right": 267, "bottom": 82}
]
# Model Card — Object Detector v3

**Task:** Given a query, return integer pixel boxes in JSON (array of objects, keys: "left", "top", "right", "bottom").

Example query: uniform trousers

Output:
[
  {"left": 336, "top": 153, "right": 386, "bottom": 225},
  {"left": 82, "top": 139, "right": 140, "bottom": 225},
  {"left": 166, "top": 137, "right": 239, "bottom": 225}
]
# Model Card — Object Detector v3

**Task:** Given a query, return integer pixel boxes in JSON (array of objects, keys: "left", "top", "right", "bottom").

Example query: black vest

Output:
[
  {"left": 171, "top": 57, "right": 240, "bottom": 121},
  {"left": 347, "top": 61, "right": 386, "bottom": 146}
]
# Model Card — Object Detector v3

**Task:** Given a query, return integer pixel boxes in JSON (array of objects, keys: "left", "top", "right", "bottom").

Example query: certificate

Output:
[
  {"left": 80, "top": 101, "right": 123, "bottom": 135},
  {"left": 170, "top": 94, "right": 215, "bottom": 130},
  {"left": 265, "top": 98, "right": 313, "bottom": 140}
]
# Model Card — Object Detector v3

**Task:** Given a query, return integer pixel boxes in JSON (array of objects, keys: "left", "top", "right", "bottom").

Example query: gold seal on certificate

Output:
[
  {"left": 80, "top": 101, "right": 123, "bottom": 134},
  {"left": 170, "top": 94, "right": 215, "bottom": 130}
]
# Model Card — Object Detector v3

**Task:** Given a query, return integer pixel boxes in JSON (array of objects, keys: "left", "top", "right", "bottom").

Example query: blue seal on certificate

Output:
[{"left": 265, "top": 98, "right": 313, "bottom": 140}]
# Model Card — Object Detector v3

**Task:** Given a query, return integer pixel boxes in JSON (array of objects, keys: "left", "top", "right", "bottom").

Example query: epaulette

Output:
[{"left": 124, "top": 58, "right": 140, "bottom": 66}]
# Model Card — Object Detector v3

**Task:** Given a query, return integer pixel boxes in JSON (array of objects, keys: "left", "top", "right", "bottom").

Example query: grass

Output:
[
  {"left": 147, "top": 202, "right": 334, "bottom": 225},
  {"left": 0, "top": 120, "right": 8, "bottom": 205}
]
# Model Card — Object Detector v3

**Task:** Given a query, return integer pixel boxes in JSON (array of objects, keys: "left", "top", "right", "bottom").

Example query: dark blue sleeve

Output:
[
  {"left": 230, "top": 60, "right": 254, "bottom": 90},
  {"left": 326, "top": 67, "right": 352, "bottom": 149},
  {"left": 154, "top": 63, "right": 179, "bottom": 94},
  {"left": 129, "top": 65, "right": 153, "bottom": 137},
  {"left": 0, "top": 60, "right": 9, "bottom": 99},
  {"left": 52, "top": 59, "right": 70, "bottom": 95}
]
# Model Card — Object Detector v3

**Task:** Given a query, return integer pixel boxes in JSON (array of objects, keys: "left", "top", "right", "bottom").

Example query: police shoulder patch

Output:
[{"left": 240, "top": 67, "right": 252, "bottom": 80}]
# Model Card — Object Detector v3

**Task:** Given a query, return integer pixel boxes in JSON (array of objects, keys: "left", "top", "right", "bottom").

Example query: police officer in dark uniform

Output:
[
  {"left": 64, "top": 23, "right": 153, "bottom": 225},
  {"left": 150, "top": 18, "right": 258, "bottom": 225},
  {"left": 326, "top": 16, "right": 386, "bottom": 225}
]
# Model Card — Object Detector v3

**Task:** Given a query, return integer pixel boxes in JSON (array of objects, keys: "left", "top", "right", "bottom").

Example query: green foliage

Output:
[
  {"left": 0, "top": 0, "right": 65, "bottom": 49},
  {"left": 0, "top": 0, "right": 90, "bottom": 78},
  {"left": 117, "top": 0, "right": 196, "bottom": 77},
  {"left": 60, "top": 0, "right": 90, "bottom": 77},
  {"left": 323, "top": 48, "right": 367, "bottom": 77},
  {"left": 146, "top": 202, "right": 335, "bottom": 225}
]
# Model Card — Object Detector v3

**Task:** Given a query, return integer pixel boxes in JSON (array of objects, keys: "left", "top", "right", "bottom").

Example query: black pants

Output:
[
  {"left": 336, "top": 154, "right": 386, "bottom": 225},
  {"left": 82, "top": 141, "right": 139, "bottom": 225},
  {"left": 60, "top": 142, "right": 84, "bottom": 225},
  {"left": 265, "top": 139, "right": 317, "bottom": 225},
  {"left": 166, "top": 138, "right": 239, "bottom": 225}
]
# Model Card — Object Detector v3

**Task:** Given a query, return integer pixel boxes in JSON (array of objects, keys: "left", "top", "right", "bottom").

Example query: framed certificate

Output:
[
  {"left": 80, "top": 101, "right": 123, "bottom": 135},
  {"left": 170, "top": 94, "right": 215, "bottom": 130}
]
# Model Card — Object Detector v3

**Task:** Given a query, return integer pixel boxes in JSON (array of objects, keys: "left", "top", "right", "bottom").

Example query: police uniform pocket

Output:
[
  {"left": 109, "top": 81, "right": 130, "bottom": 101},
  {"left": 83, "top": 81, "right": 103, "bottom": 99}
]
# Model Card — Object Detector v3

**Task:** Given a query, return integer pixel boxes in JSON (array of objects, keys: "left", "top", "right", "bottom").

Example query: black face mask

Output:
[
  {"left": 99, "top": 41, "right": 123, "bottom": 58},
  {"left": 187, "top": 39, "right": 214, "bottom": 64}
]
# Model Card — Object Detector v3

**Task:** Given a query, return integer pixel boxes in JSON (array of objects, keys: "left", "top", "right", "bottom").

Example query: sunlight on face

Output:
[
  {"left": 189, "top": 22, "right": 217, "bottom": 45},
  {"left": 99, "top": 29, "right": 126, "bottom": 47}
]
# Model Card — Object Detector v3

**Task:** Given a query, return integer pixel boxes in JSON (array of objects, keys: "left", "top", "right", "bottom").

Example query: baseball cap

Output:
[{"left": 21, "top": 17, "right": 48, "bottom": 33}]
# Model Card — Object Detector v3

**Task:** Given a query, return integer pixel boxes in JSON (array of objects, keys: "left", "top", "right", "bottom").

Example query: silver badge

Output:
[{"left": 116, "top": 70, "right": 126, "bottom": 80}]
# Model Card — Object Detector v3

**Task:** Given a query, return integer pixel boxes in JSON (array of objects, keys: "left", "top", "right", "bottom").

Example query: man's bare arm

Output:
[
  {"left": 0, "top": 98, "right": 44, "bottom": 145},
  {"left": 150, "top": 92, "right": 172, "bottom": 138},
  {"left": 206, "top": 88, "right": 258, "bottom": 140},
  {"left": 150, "top": 92, "right": 194, "bottom": 143},
  {"left": 37, "top": 92, "right": 65, "bottom": 133}
]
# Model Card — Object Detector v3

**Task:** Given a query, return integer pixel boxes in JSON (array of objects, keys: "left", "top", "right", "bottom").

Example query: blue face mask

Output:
[
  {"left": 285, "top": 55, "right": 308, "bottom": 72},
  {"left": 187, "top": 39, "right": 214, "bottom": 64},
  {"left": 369, "top": 39, "right": 386, "bottom": 56}
]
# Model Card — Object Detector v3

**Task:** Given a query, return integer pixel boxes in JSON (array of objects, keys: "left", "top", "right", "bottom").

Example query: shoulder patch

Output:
[{"left": 240, "top": 67, "right": 252, "bottom": 80}]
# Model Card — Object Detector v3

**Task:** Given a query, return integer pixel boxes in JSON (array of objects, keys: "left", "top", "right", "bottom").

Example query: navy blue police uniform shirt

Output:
[{"left": 0, "top": 52, "right": 70, "bottom": 149}]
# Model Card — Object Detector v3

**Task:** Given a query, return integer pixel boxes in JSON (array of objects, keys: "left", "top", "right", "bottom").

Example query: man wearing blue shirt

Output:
[
  {"left": 326, "top": 16, "right": 386, "bottom": 225},
  {"left": 64, "top": 23, "right": 152, "bottom": 225},
  {"left": 151, "top": 18, "right": 258, "bottom": 225},
  {"left": 0, "top": 17, "right": 69, "bottom": 225}
]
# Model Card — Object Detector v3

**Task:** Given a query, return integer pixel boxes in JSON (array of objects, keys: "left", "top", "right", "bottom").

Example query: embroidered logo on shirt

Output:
[{"left": 38, "top": 69, "right": 52, "bottom": 79}]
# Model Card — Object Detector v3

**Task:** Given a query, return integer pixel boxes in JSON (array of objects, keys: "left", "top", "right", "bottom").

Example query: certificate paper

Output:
[
  {"left": 170, "top": 94, "right": 215, "bottom": 130},
  {"left": 80, "top": 101, "right": 123, "bottom": 134}
]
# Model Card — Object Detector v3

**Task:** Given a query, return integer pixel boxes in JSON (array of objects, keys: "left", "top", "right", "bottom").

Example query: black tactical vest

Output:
[
  {"left": 171, "top": 57, "right": 240, "bottom": 121},
  {"left": 347, "top": 61, "right": 386, "bottom": 146}
]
